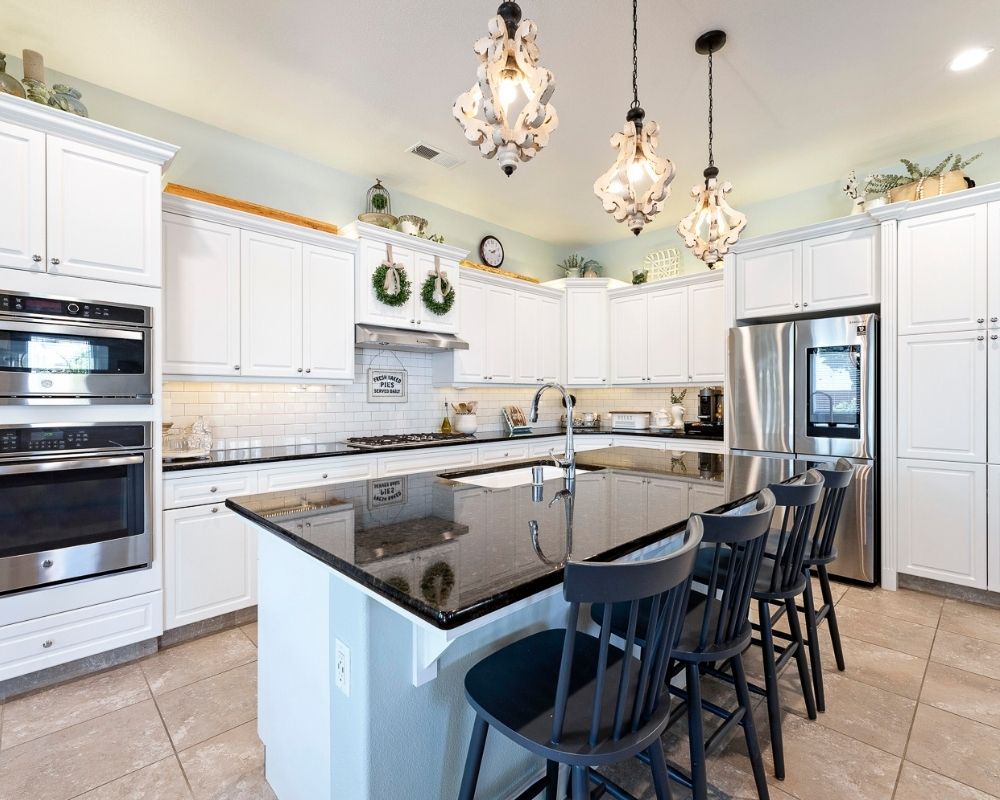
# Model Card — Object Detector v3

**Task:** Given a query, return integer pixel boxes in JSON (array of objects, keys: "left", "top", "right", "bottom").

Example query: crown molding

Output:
[
  {"left": 730, "top": 213, "right": 877, "bottom": 254},
  {"left": 607, "top": 268, "right": 722, "bottom": 298},
  {"left": 866, "top": 181, "right": 1000, "bottom": 221},
  {"left": 340, "top": 221, "right": 469, "bottom": 262}
]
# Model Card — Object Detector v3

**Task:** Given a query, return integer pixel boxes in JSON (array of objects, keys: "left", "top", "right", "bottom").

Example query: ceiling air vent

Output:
[{"left": 407, "top": 141, "right": 463, "bottom": 169}]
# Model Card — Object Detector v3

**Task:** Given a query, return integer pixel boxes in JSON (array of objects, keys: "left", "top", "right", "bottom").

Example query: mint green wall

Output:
[
  {"left": 9, "top": 57, "right": 565, "bottom": 281},
  {"left": 579, "top": 136, "right": 1000, "bottom": 282}
]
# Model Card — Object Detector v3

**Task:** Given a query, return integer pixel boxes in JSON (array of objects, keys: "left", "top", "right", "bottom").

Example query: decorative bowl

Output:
[{"left": 359, "top": 212, "right": 398, "bottom": 229}]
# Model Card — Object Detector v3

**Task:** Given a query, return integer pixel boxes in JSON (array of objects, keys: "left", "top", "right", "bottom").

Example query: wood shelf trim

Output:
[{"left": 164, "top": 183, "right": 339, "bottom": 235}]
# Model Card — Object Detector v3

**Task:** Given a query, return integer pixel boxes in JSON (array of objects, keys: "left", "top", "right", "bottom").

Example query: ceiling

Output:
[{"left": 4, "top": 0, "right": 999, "bottom": 247}]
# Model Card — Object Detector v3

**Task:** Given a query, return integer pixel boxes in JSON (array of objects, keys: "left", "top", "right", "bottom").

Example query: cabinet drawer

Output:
[
  {"left": 529, "top": 438, "right": 564, "bottom": 457},
  {"left": 259, "top": 457, "right": 376, "bottom": 492},
  {"left": 479, "top": 443, "right": 530, "bottom": 464},
  {"left": 0, "top": 592, "right": 161, "bottom": 681},
  {"left": 612, "top": 436, "right": 667, "bottom": 451},
  {"left": 164, "top": 471, "right": 259, "bottom": 509},
  {"left": 377, "top": 447, "right": 478, "bottom": 477}
]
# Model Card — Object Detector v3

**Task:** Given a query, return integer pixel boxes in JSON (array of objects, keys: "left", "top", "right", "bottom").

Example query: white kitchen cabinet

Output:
[
  {"left": 566, "top": 282, "right": 609, "bottom": 385},
  {"left": 538, "top": 295, "right": 562, "bottom": 382},
  {"left": 0, "top": 119, "right": 45, "bottom": 273},
  {"left": 989, "top": 465, "right": 999, "bottom": 593},
  {"left": 990, "top": 203, "right": 1000, "bottom": 333},
  {"left": 897, "top": 331, "right": 987, "bottom": 463},
  {"left": 303, "top": 244, "right": 355, "bottom": 380},
  {"left": 687, "top": 280, "right": 725, "bottom": 383},
  {"left": 991, "top": 331, "right": 1000, "bottom": 465},
  {"left": 898, "top": 204, "right": 988, "bottom": 335},
  {"left": 515, "top": 292, "right": 543, "bottom": 384},
  {"left": 451, "top": 279, "right": 487, "bottom": 382},
  {"left": 610, "top": 294, "right": 648, "bottom": 383},
  {"left": 736, "top": 242, "right": 802, "bottom": 320},
  {"left": 163, "top": 214, "right": 242, "bottom": 376},
  {"left": 163, "top": 504, "right": 257, "bottom": 629},
  {"left": 801, "top": 227, "right": 880, "bottom": 313},
  {"left": 356, "top": 239, "right": 417, "bottom": 329},
  {"left": 647, "top": 287, "right": 688, "bottom": 384},
  {"left": 414, "top": 252, "right": 461, "bottom": 334},
  {"left": 286, "top": 509, "right": 355, "bottom": 562},
  {"left": 897, "top": 459, "right": 987, "bottom": 589},
  {"left": 240, "top": 230, "right": 303, "bottom": 378},
  {"left": 46, "top": 136, "right": 162, "bottom": 286},
  {"left": 485, "top": 285, "right": 517, "bottom": 382}
]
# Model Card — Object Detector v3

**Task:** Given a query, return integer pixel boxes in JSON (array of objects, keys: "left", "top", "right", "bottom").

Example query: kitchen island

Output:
[{"left": 227, "top": 448, "right": 792, "bottom": 800}]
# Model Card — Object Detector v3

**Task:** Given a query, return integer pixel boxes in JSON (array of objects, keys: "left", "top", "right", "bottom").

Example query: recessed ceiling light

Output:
[{"left": 949, "top": 46, "right": 994, "bottom": 71}]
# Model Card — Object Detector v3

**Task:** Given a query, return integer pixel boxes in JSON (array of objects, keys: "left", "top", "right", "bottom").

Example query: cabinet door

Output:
[
  {"left": 163, "top": 505, "right": 257, "bottom": 629},
  {"left": 515, "top": 292, "right": 541, "bottom": 384},
  {"left": 566, "top": 287, "right": 609, "bottom": 385},
  {"left": 801, "top": 227, "right": 880, "bottom": 313},
  {"left": 485, "top": 285, "right": 517, "bottom": 382},
  {"left": 736, "top": 243, "right": 802, "bottom": 320},
  {"left": 0, "top": 120, "right": 45, "bottom": 272},
  {"left": 612, "top": 475, "right": 648, "bottom": 544},
  {"left": 990, "top": 202, "right": 1000, "bottom": 331},
  {"left": 687, "top": 281, "right": 725, "bottom": 383},
  {"left": 302, "top": 244, "right": 354, "bottom": 380},
  {"left": 413, "top": 253, "right": 461, "bottom": 333},
  {"left": 163, "top": 215, "right": 241, "bottom": 377},
  {"left": 610, "top": 294, "right": 648, "bottom": 384},
  {"left": 687, "top": 484, "right": 726, "bottom": 515},
  {"left": 989, "top": 465, "right": 999, "bottom": 593},
  {"left": 46, "top": 136, "right": 161, "bottom": 286},
  {"left": 538, "top": 295, "right": 562, "bottom": 382},
  {"left": 453, "top": 279, "right": 487, "bottom": 382},
  {"left": 646, "top": 478, "right": 689, "bottom": 528},
  {"left": 356, "top": 240, "right": 417, "bottom": 328},
  {"left": 646, "top": 287, "right": 688, "bottom": 384},
  {"left": 240, "top": 230, "right": 303, "bottom": 377},
  {"left": 898, "top": 331, "right": 987, "bottom": 463},
  {"left": 898, "top": 205, "right": 988, "bottom": 335},
  {"left": 897, "top": 459, "right": 986, "bottom": 589},
  {"left": 991, "top": 332, "right": 1000, "bottom": 464}
]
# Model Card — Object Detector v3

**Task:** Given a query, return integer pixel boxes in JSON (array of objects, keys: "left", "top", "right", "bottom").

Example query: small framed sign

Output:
[
  {"left": 368, "top": 477, "right": 408, "bottom": 510},
  {"left": 367, "top": 367, "right": 408, "bottom": 402}
]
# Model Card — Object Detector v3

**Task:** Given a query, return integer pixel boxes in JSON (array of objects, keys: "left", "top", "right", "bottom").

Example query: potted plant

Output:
[
  {"left": 557, "top": 254, "right": 586, "bottom": 278},
  {"left": 864, "top": 153, "right": 981, "bottom": 205},
  {"left": 670, "top": 388, "right": 687, "bottom": 431}
]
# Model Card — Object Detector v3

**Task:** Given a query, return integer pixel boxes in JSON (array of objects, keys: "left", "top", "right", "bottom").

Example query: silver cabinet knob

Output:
[
  {"left": 978, "top": 318, "right": 985, "bottom": 324},
  {"left": 297, "top": 367, "right": 304, "bottom": 373},
  {"left": 794, "top": 303, "right": 800, "bottom": 308},
  {"left": 305, "top": 368, "right": 311, "bottom": 373},
  {"left": 992, "top": 335, "right": 998, "bottom": 341},
  {"left": 42, "top": 640, "right": 53, "bottom": 649},
  {"left": 234, "top": 365, "right": 240, "bottom": 371},
  {"left": 31, "top": 254, "right": 42, "bottom": 262},
  {"left": 211, "top": 507, "right": 218, "bottom": 513},
  {"left": 978, "top": 335, "right": 985, "bottom": 341},
  {"left": 322, "top": 473, "right": 328, "bottom": 479},
  {"left": 50, "top": 257, "right": 60, "bottom": 265},
  {"left": 42, "top": 559, "right": 53, "bottom": 568},
  {"left": 803, "top": 302, "right": 809, "bottom": 307},
  {"left": 210, "top": 486, "right": 218, "bottom": 493},
  {"left": 991, "top": 317, "right": 998, "bottom": 323}
]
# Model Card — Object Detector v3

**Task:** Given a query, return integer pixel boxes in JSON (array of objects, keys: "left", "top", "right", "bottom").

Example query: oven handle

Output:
[
  {"left": 0, "top": 320, "right": 144, "bottom": 341},
  {"left": 0, "top": 454, "right": 144, "bottom": 476}
]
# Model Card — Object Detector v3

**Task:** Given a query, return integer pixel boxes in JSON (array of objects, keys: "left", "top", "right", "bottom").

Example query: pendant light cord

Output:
[
  {"left": 707, "top": 49, "right": 715, "bottom": 168},
  {"left": 630, "top": 0, "right": 640, "bottom": 109}
]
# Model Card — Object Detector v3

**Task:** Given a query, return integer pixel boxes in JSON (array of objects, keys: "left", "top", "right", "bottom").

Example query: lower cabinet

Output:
[
  {"left": 163, "top": 504, "right": 257, "bottom": 630},
  {"left": 990, "top": 465, "right": 1000, "bottom": 593},
  {"left": 897, "top": 458, "right": 987, "bottom": 589}
]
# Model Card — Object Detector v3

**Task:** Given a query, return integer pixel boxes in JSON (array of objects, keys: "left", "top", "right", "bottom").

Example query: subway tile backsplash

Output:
[{"left": 164, "top": 350, "right": 709, "bottom": 450}]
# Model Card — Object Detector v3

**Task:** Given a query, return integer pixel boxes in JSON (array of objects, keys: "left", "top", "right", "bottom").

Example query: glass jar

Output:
[
  {"left": 188, "top": 417, "right": 213, "bottom": 452},
  {"left": 49, "top": 84, "right": 88, "bottom": 117},
  {"left": 0, "top": 53, "right": 25, "bottom": 99}
]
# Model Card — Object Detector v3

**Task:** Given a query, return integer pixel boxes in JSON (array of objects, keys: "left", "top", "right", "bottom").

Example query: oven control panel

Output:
[
  {"left": 0, "top": 424, "right": 149, "bottom": 456},
  {"left": 0, "top": 293, "right": 148, "bottom": 326}
]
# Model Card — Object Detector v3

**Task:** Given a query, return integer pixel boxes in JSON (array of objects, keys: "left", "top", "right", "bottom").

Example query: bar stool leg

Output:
[
  {"left": 802, "top": 577, "right": 826, "bottom": 712},
  {"left": 758, "top": 599, "right": 785, "bottom": 780},
  {"left": 785, "top": 598, "right": 817, "bottom": 720},
  {"left": 686, "top": 661, "right": 708, "bottom": 800},
  {"left": 647, "top": 736, "right": 674, "bottom": 800},
  {"left": 570, "top": 766, "right": 590, "bottom": 799},
  {"left": 458, "top": 716, "right": 489, "bottom": 800},
  {"left": 545, "top": 760, "right": 559, "bottom": 800},
  {"left": 731, "top": 655, "right": 770, "bottom": 800},
  {"left": 818, "top": 565, "right": 846, "bottom": 671}
]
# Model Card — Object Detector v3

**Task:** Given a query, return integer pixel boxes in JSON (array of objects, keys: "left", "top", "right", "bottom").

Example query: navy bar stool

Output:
[{"left": 457, "top": 517, "right": 703, "bottom": 800}]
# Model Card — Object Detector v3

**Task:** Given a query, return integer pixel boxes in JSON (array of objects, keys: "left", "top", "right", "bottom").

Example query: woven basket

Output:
[{"left": 888, "top": 170, "right": 968, "bottom": 203}]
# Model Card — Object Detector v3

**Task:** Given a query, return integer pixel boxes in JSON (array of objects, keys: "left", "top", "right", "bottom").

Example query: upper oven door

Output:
[
  {"left": 0, "top": 319, "right": 152, "bottom": 404},
  {"left": 794, "top": 314, "right": 878, "bottom": 459}
]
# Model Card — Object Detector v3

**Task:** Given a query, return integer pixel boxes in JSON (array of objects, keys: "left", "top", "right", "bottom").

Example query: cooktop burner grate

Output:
[{"left": 344, "top": 432, "right": 476, "bottom": 450}]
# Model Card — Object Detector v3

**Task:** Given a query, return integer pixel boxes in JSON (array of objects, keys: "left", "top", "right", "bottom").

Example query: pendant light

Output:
[
  {"left": 677, "top": 30, "right": 747, "bottom": 267},
  {"left": 593, "top": 0, "right": 675, "bottom": 236},
  {"left": 453, "top": 2, "right": 558, "bottom": 176}
]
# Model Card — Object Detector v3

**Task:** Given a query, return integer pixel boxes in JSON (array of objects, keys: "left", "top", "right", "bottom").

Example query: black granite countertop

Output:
[
  {"left": 226, "top": 447, "right": 790, "bottom": 630},
  {"left": 163, "top": 426, "right": 724, "bottom": 472}
]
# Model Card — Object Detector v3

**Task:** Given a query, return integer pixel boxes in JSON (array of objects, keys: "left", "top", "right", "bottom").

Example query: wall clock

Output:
[{"left": 479, "top": 235, "right": 504, "bottom": 268}]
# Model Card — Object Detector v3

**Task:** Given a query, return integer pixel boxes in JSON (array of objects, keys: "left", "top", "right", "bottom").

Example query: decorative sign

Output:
[
  {"left": 367, "top": 368, "right": 407, "bottom": 402},
  {"left": 368, "top": 477, "right": 407, "bottom": 509}
]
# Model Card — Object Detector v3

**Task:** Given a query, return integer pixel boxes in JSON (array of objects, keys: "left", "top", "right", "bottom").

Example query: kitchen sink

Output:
[{"left": 443, "top": 463, "right": 601, "bottom": 489}]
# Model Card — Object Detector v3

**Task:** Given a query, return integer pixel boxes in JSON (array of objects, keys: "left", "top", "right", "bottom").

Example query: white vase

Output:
[
  {"left": 850, "top": 197, "right": 866, "bottom": 215},
  {"left": 454, "top": 413, "right": 478, "bottom": 434},
  {"left": 671, "top": 404, "right": 685, "bottom": 430}
]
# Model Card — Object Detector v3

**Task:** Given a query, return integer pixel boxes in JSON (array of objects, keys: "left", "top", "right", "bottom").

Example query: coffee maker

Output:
[{"left": 697, "top": 387, "right": 724, "bottom": 427}]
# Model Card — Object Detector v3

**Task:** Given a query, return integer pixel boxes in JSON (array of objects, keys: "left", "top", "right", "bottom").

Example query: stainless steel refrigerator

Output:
[{"left": 728, "top": 314, "right": 878, "bottom": 584}]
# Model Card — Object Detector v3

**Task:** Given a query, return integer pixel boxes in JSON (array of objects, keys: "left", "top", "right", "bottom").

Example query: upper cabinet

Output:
[
  {"left": 566, "top": 279, "right": 610, "bottom": 386},
  {"left": 897, "top": 204, "right": 989, "bottom": 336},
  {"left": 343, "top": 222, "right": 466, "bottom": 335},
  {"left": 163, "top": 197, "right": 356, "bottom": 381},
  {"left": 608, "top": 273, "right": 723, "bottom": 386},
  {"left": 735, "top": 222, "right": 880, "bottom": 321},
  {"left": 0, "top": 96, "right": 177, "bottom": 286}
]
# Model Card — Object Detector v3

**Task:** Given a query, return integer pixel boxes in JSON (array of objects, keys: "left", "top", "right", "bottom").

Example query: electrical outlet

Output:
[{"left": 335, "top": 639, "right": 350, "bottom": 697}]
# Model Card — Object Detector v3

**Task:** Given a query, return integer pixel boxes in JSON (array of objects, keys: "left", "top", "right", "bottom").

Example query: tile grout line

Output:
[
  {"left": 141, "top": 660, "right": 198, "bottom": 800},
  {"left": 62, "top": 756, "right": 183, "bottom": 800}
]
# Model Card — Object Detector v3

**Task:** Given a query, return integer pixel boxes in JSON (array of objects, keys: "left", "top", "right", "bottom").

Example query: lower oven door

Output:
[
  {"left": 0, "top": 452, "right": 151, "bottom": 593},
  {"left": 0, "top": 319, "right": 152, "bottom": 404}
]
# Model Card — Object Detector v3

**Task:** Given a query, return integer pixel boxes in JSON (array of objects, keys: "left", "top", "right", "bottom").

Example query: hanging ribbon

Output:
[
  {"left": 428, "top": 255, "right": 452, "bottom": 304},
  {"left": 383, "top": 243, "right": 404, "bottom": 296}
]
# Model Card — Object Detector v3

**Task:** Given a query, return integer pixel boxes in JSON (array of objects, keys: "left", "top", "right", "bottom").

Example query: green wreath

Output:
[
  {"left": 420, "top": 561, "right": 455, "bottom": 606},
  {"left": 372, "top": 263, "right": 411, "bottom": 307},
  {"left": 420, "top": 275, "right": 456, "bottom": 316}
]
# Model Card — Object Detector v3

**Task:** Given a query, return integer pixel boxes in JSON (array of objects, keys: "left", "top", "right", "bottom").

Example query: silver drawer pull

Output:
[
  {"left": 210, "top": 487, "right": 218, "bottom": 493},
  {"left": 42, "top": 640, "right": 53, "bottom": 649},
  {"left": 211, "top": 507, "right": 219, "bottom": 513},
  {"left": 50, "top": 257, "right": 60, "bottom": 265},
  {"left": 32, "top": 254, "right": 42, "bottom": 262},
  {"left": 322, "top": 473, "right": 328, "bottom": 479},
  {"left": 42, "top": 559, "right": 53, "bottom": 568},
  {"left": 978, "top": 335, "right": 985, "bottom": 341}
]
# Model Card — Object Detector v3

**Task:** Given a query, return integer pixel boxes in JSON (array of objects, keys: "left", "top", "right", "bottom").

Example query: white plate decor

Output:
[{"left": 644, "top": 248, "right": 681, "bottom": 281}]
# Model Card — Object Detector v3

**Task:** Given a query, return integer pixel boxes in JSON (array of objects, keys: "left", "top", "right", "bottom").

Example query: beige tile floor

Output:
[{"left": 0, "top": 586, "right": 999, "bottom": 800}]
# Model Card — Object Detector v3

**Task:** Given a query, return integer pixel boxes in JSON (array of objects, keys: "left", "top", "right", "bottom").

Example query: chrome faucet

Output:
[
  {"left": 529, "top": 382, "right": 575, "bottom": 481},
  {"left": 528, "top": 483, "right": 575, "bottom": 567}
]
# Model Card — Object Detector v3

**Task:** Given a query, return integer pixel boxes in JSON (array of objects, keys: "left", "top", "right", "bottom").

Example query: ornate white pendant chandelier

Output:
[
  {"left": 677, "top": 30, "right": 747, "bottom": 267},
  {"left": 594, "top": 0, "right": 675, "bottom": 236},
  {"left": 453, "top": 1, "right": 558, "bottom": 176}
]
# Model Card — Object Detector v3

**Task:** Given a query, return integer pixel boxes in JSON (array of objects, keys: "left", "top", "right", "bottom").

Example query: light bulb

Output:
[
  {"left": 499, "top": 77, "right": 519, "bottom": 112},
  {"left": 949, "top": 46, "right": 993, "bottom": 71}
]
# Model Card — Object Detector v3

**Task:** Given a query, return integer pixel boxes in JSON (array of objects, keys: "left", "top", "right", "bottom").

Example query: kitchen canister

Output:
[{"left": 454, "top": 413, "right": 478, "bottom": 434}]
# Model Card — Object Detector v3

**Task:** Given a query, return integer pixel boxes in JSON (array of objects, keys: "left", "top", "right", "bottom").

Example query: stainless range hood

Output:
[{"left": 355, "top": 324, "right": 469, "bottom": 352}]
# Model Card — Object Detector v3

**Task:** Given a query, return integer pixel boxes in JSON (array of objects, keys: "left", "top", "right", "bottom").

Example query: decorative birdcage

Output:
[
  {"left": 359, "top": 178, "right": 397, "bottom": 228},
  {"left": 644, "top": 248, "right": 681, "bottom": 281}
]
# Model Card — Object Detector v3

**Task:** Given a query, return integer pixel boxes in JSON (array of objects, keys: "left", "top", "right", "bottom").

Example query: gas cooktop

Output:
[{"left": 344, "top": 433, "right": 476, "bottom": 450}]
